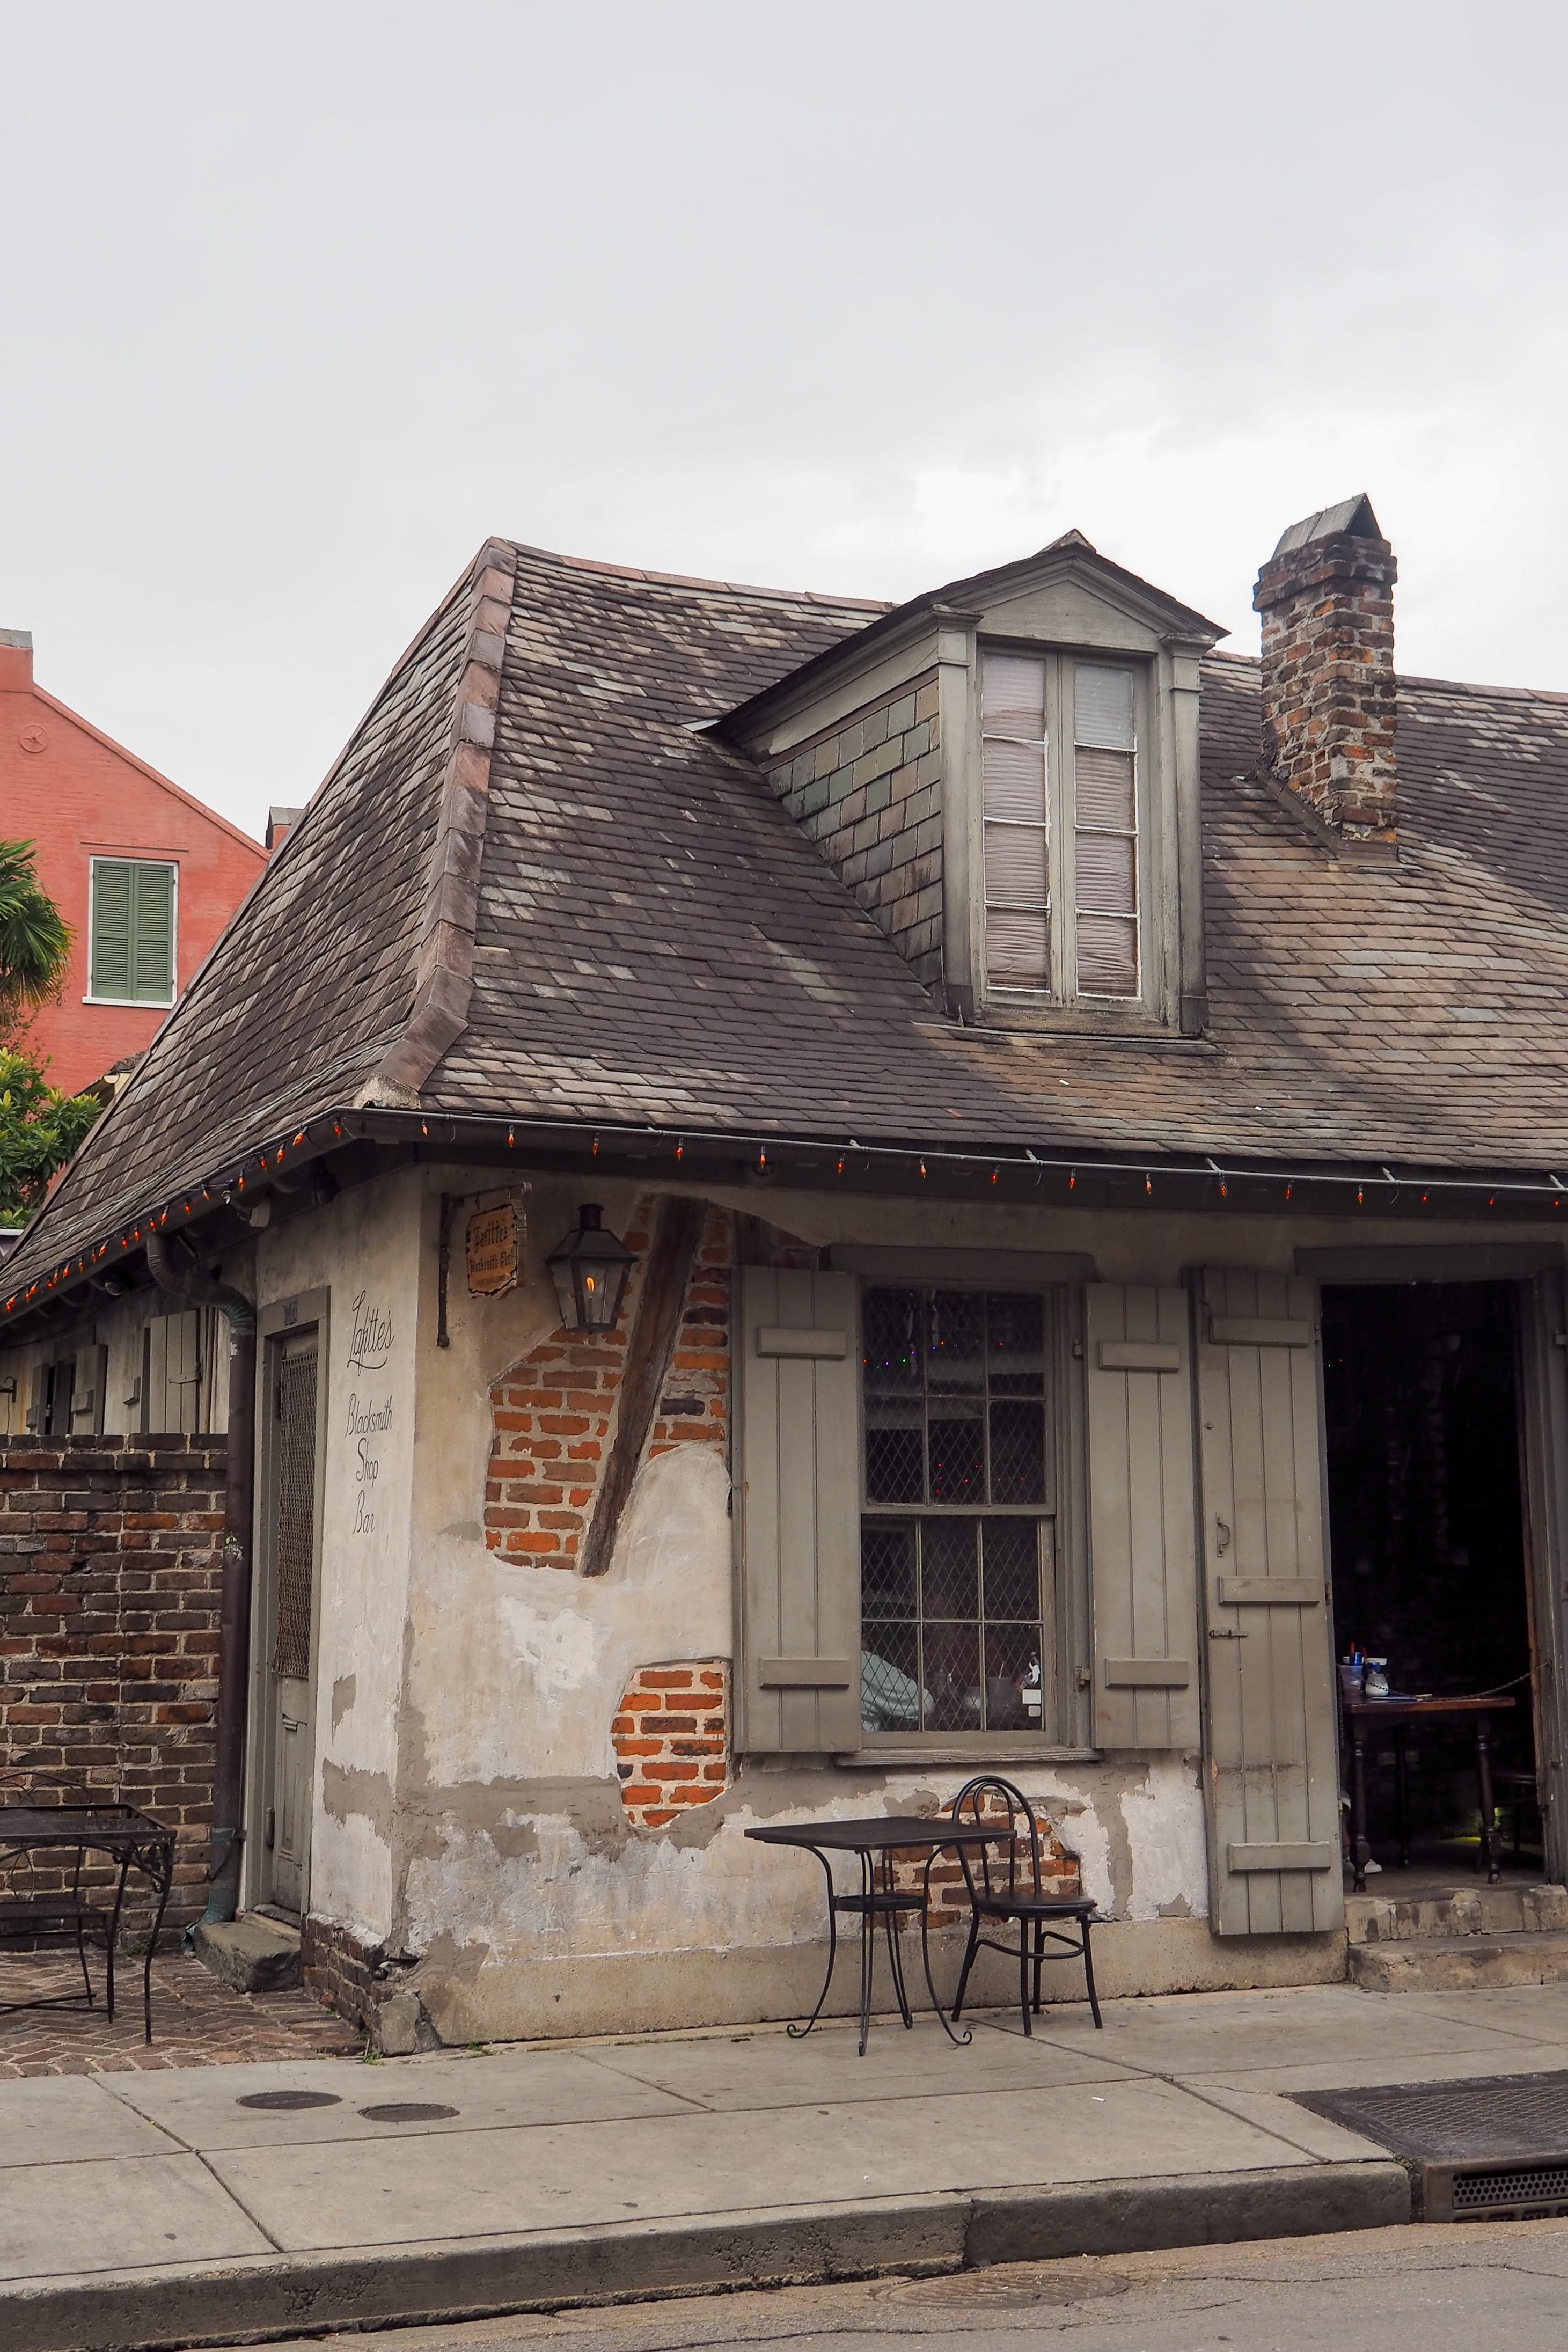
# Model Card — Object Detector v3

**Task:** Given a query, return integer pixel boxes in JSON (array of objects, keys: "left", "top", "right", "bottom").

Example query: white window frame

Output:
[
  {"left": 976, "top": 649, "right": 1149, "bottom": 1018},
  {"left": 84, "top": 856, "right": 179, "bottom": 1008}
]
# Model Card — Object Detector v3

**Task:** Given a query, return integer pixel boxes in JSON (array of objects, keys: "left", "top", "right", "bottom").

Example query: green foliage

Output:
[
  {"left": 0, "top": 840, "right": 72, "bottom": 1040},
  {"left": 0, "top": 1052, "right": 101, "bottom": 1224}
]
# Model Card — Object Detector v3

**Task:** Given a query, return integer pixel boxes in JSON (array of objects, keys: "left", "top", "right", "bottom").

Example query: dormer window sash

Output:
[{"left": 979, "top": 648, "right": 1144, "bottom": 1010}]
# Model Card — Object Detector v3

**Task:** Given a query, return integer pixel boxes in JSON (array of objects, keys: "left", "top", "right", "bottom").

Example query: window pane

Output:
[
  {"left": 1075, "top": 664, "right": 1134, "bottom": 750},
  {"left": 862, "top": 1624, "right": 922, "bottom": 1732},
  {"left": 921, "top": 1516, "right": 979, "bottom": 1619},
  {"left": 861, "top": 1520, "right": 918, "bottom": 1620},
  {"left": 1076, "top": 832, "right": 1137, "bottom": 915},
  {"left": 1075, "top": 745, "right": 1135, "bottom": 831},
  {"left": 862, "top": 1288, "right": 921, "bottom": 1390},
  {"left": 1076, "top": 913, "right": 1139, "bottom": 997},
  {"left": 91, "top": 862, "right": 132, "bottom": 999},
  {"left": 987, "top": 1291, "right": 1044, "bottom": 1389},
  {"left": 984, "top": 1621, "right": 1043, "bottom": 1731},
  {"left": 864, "top": 1401, "right": 924, "bottom": 1503},
  {"left": 989, "top": 1398, "right": 1046, "bottom": 1503},
  {"left": 928, "top": 1398, "right": 985, "bottom": 1503},
  {"left": 982, "top": 1519, "right": 1042, "bottom": 1620},
  {"left": 925, "top": 1623, "right": 983, "bottom": 1731},
  {"left": 985, "top": 907, "right": 1049, "bottom": 988},
  {"left": 984, "top": 820, "right": 1047, "bottom": 906},
  {"left": 926, "top": 1291, "right": 984, "bottom": 1390},
  {"left": 982, "top": 652, "right": 1046, "bottom": 738},
  {"left": 982, "top": 735, "right": 1047, "bottom": 823}
]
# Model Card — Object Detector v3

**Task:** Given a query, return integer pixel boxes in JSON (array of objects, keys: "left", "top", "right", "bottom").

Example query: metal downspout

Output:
[{"left": 146, "top": 1235, "right": 257, "bottom": 1925}]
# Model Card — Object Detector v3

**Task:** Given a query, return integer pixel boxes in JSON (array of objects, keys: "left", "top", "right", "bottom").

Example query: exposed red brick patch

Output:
[{"left": 611, "top": 1661, "right": 729, "bottom": 1830}]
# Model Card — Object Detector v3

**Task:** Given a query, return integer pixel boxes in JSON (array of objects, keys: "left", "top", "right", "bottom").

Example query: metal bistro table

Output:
[
  {"left": 745, "top": 1815, "right": 1012, "bottom": 2056},
  {"left": 0, "top": 1804, "right": 178, "bottom": 2043},
  {"left": 1343, "top": 1696, "right": 1516, "bottom": 1891}
]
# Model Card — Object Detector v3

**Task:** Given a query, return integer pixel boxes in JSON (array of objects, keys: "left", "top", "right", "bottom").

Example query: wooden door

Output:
[
  {"left": 263, "top": 1328, "right": 321, "bottom": 1913},
  {"left": 1197, "top": 1270, "right": 1343, "bottom": 1935}
]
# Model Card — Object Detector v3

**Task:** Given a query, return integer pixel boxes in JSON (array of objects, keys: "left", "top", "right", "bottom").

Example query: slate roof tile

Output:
[{"left": 10, "top": 537, "right": 1568, "bottom": 1316}]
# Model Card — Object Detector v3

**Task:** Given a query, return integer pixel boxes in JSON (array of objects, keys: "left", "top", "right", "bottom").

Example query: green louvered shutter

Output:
[
  {"left": 91, "top": 862, "right": 133, "bottom": 999},
  {"left": 131, "top": 863, "right": 174, "bottom": 1000}
]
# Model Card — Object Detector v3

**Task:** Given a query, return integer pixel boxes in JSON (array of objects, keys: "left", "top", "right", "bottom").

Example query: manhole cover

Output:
[
  {"left": 358, "top": 2101, "right": 460, "bottom": 2123},
  {"left": 879, "top": 2269, "right": 1127, "bottom": 2309},
  {"left": 1293, "top": 2070, "right": 1568, "bottom": 2162},
  {"left": 237, "top": 2090, "right": 343, "bottom": 2112}
]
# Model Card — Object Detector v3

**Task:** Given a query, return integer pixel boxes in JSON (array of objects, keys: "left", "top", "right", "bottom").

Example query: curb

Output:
[{"left": 0, "top": 2162, "right": 1410, "bottom": 2352}]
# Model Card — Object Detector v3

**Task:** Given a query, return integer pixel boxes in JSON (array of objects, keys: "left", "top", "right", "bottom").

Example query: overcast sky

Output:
[{"left": 4, "top": 2, "right": 1566, "bottom": 839}]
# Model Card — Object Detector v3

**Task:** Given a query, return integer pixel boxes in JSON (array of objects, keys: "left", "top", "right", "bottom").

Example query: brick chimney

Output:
[
  {"left": 1252, "top": 495, "right": 1396, "bottom": 841},
  {"left": 0, "top": 628, "right": 33, "bottom": 691}
]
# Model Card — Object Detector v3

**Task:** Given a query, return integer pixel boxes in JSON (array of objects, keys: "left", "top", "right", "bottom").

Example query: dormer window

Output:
[{"left": 981, "top": 651, "right": 1141, "bottom": 1005}]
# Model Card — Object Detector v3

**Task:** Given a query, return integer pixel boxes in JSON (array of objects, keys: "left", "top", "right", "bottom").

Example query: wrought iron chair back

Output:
[{"left": 952, "top": 1774, "right": 1045, "bottom": 1902}]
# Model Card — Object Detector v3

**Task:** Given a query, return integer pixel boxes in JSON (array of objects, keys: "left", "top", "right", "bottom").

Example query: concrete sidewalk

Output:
[{"left": 6, "top": 1979, "right": 1568, "bottom": 2352}]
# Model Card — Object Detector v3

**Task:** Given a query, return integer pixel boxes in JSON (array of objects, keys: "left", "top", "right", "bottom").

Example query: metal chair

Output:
[{"left": 949, "top": 1775, "right": 1103, "bottom": 2033}]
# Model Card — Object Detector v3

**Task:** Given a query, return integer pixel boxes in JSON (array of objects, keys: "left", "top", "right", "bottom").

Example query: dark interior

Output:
[{"left": 1321, "top": 1281, "right": 1541, "bottom": 1874}]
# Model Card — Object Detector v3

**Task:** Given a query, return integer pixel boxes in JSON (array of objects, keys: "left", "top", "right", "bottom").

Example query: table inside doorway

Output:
[
  {"left": 745, "top": 1815, "right": 1012, "bottom": 2055},
  {"left": 1342, "top": 1696, "right": 1516, "bottom": 1891}
]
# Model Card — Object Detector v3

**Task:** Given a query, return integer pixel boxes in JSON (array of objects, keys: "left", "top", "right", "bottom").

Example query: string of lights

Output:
[{"left": 4, "top": 1105, "right": 1565, "bottom": 1330}]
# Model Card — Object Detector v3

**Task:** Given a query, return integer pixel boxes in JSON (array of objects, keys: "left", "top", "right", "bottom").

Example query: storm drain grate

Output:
[
  {"left": 237, "top": 2090, "right": 343, "bottom": 2112},
  {"left": 1452, "top": 2162, "right": 1568, "bottom": 2211},
  {"left": 1292, "top": 2069, "right": 1568, "bottom": 2162},
  {"left": 1292, "top": 2072, "right": 1568, "bottom": 2221},
  {"left": 358, "top": 2101, "right": 460, "bottom": 2123}
]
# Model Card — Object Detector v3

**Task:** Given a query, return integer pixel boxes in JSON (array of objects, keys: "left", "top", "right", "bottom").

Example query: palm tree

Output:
[{"left": 0, "top": 840, "right": 71, "bottom": 1039}]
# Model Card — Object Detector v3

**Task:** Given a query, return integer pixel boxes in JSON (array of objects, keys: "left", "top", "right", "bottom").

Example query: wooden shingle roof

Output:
[{"left": 8, "top": 534, "right": 1568, "bottom": 1314}]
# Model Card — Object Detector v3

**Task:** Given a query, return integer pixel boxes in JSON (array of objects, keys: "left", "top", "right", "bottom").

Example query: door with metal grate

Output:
[{"left": 265, "top": 1330, "right": 320, "bottom": 1913}]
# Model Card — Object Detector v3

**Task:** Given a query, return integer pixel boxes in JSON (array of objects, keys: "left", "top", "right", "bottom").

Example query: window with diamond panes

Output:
[{"left": 860, "top": 1287, "right": 1052, "bottom": 1736}]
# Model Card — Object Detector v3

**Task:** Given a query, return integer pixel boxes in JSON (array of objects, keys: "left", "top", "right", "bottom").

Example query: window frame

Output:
[
  {"left": 85, "top": 855, "right": 179, "bottom": 1008},
  {"left": 969, "top": 642, "right": 1161, "bottom": 1031},
  {"left": 853, "top": 1277, "right": 1086, "bottom": 1756}
]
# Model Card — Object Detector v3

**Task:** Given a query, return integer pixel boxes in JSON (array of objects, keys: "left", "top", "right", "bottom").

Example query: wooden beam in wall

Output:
[{"left": 579, "top": 1196, "right": 707, "bottom": 1578}]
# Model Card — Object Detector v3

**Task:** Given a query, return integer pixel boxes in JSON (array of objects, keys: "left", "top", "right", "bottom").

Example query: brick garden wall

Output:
[
  {"left": 0, "top": 1436, "right": 224, "bottom": 1930},
  {"left": 760, "top": 675, "right": 943, "bottom": 985}
]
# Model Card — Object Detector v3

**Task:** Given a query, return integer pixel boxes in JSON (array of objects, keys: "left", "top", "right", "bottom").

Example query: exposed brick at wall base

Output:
[
  {"left": 301, "top": 1914, "right": 384, "bottom": 2029},
  {"left": 612, "top": 1661, "right": 728, "bottom": 1828},
  {"left": 762, "top": 674, "right": 943, "bottom": 984},
  {"left": 890, "top": 1785, "right": 1080, "bottom": 1929},
  {"left": 0, "top": 1436, "right": 224, "bottom": 1931}
]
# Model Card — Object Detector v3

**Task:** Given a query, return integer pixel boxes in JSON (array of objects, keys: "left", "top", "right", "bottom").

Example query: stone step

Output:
[
  {"left": 193, "top": 1912, "right": 302, "bottom": 1993},
  {"left": 1345, "top": 1881, "right": 1568, "bottom": 1946},
  {"left": 1349, "top": 1928, "right": 1568, "bottom": 1992}
]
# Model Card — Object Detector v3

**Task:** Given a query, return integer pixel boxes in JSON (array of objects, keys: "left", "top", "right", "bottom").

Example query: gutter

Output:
[{"left": 145, "top": 1234, "right": 257, "bottom": 1926}]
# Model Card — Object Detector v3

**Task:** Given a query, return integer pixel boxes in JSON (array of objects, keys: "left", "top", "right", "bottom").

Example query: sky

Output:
[{"left": 3, "top": 1, "right": 1566, "bottom": 840}]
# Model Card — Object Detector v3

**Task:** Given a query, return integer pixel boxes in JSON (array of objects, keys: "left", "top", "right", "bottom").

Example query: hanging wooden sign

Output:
[{"left": 466, "top": 1198, "right": 521, "bottom": 1298}]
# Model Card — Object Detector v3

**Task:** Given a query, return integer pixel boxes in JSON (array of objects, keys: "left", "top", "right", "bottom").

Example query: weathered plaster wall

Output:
[{"left": 253, "top": 1167, "right": 421, "bottom": 1950}]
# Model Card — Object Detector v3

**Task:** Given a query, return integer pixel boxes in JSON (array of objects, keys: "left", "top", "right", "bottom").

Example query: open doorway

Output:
[{"left": 1321, "top": 1281, "right": 1542, "bottom": 1886}]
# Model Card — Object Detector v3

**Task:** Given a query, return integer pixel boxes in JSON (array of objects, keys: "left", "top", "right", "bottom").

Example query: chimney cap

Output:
[
  {"left": 1270, "top": 494, "right": 1384, "bottom": 560},
  {"left": 0, "top": 628, "right": 33, "bottom": 652}
]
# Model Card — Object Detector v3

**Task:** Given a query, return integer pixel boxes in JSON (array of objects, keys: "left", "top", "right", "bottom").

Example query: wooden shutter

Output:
[
  {"left": 69, "top": 1344, "right": 108, "bottom": 1435},
  {"left": 146, "top": 1309, "right": 202, "bottom": 1433},
  {"left": 735, "top": 1266, "right": 861, "bottom": 1753},
  {"left": 1197, "top": 1269, "right": 1342, "bottom": 1935},
  {"left": 1086, "top": 1285, "right": 1199, "bottom": 1748},
  {"left": 91, "top": 862, "right": 133, "bottom": 998},
  {"left": 131, "top": 863, "right": 174, "bottom": 1001}
]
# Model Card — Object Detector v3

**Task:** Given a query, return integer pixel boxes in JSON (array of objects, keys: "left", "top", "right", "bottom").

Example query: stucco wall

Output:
[{"left": 250, "top": 1167, "right": 421, "bottom": 1948}]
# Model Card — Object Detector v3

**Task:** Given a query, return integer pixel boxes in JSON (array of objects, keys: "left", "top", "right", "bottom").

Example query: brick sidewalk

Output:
[{"left": 0, "top": 1947, "right": 360, "bottom": 2073}]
